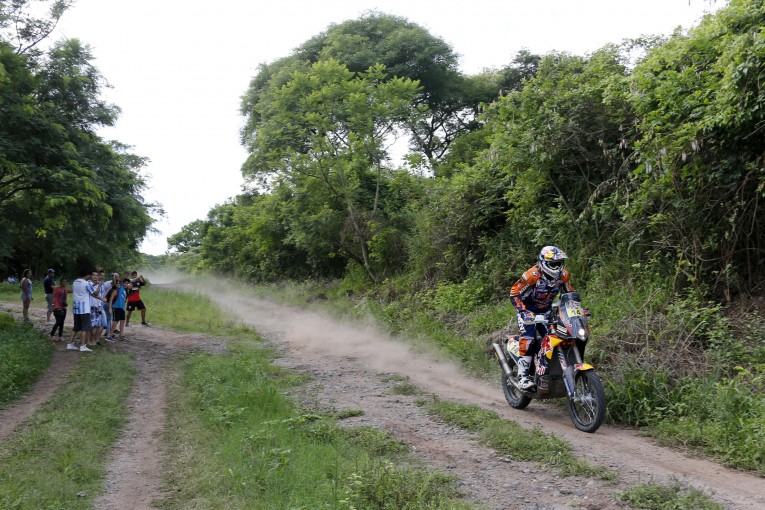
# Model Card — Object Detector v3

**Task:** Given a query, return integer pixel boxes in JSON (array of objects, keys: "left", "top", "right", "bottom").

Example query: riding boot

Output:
[{"left": 517, "top": 355, "right": 536, "bottom": 390}]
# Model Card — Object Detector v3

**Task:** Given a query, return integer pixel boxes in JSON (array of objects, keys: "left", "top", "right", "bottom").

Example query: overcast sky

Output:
[{"left": 50, "top": 0, "right": 722, "bottom": 255}]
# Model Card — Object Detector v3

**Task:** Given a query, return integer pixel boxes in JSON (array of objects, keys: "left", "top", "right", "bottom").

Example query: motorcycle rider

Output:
[{"left": 509, "top": 246, "right": 574, "bottom": 390}]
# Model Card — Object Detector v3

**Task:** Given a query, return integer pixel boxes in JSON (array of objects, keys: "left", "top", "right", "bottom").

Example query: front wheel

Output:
[
  {"left": 567, "top": 370, "right": 605, "bottom": 433},
  {"left": 502, "top": 363, "right": 531, "bottom": 409}
]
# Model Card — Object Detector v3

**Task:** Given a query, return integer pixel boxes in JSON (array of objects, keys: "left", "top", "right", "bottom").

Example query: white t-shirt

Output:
[{"left": 72, "top": 278, "right": 94, "bottom": 315}]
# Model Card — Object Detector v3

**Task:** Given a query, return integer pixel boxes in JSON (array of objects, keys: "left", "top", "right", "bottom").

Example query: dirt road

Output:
[{"left": 1, "top": 282, "right": 763, "bottom": 510}]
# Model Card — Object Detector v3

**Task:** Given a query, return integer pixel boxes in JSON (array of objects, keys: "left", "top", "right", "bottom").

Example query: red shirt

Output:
[{"left": 53, "top": 286, "right": 72, "bottom": 309}]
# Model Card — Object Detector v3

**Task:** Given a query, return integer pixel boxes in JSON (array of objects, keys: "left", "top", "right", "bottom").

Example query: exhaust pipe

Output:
[{"left": 492, "top": 342, "right": 513, "bottom": 377}]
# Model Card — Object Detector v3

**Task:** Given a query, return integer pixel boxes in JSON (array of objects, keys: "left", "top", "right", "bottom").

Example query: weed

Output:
[
  {"left": 391, "top": 381, "right": 421, "bottom": 395},
  {"left": 336, "top": 408, "right": 365, "bottom": 419},
  {"left": 619, "top": 482, "right": 724, "bottom": 509}
]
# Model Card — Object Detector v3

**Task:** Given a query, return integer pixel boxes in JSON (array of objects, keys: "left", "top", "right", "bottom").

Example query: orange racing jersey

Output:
[{"left": 510, "top": 265, "right": 574, "bottom": 313}]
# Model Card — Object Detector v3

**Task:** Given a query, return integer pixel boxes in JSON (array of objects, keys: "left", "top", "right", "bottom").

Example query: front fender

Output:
[
  {"left": 545, "top": 335, "right": 564, "bottom": 359},
  {"left": 575, "top": 363, "right": 595, "bottom": 371}
]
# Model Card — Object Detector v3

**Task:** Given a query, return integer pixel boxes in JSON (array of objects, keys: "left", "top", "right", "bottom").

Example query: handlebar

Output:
[{"left": 523, "top": 314, "right": 548, "bottom": 325}]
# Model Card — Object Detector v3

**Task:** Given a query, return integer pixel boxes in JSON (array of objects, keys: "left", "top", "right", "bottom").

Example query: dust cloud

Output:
[{"left": 144, "top": 269, "right": 499, "bottom": 404}]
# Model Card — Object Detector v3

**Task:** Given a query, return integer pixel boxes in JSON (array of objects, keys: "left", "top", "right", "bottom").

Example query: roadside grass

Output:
[
  {"left": 0, "top": 351, "right": 135, "bottom": 510},
  {"left": 421, "top": 398, "right": 614, "bottom": 480},
  {"left": 0, "top": 283, "right": 48, "bottom": 310},
  {"left": 619, "top": 482, "right": 724, "bottom": 510},
  {"left": 159, "top": 341, "right": 476, "bottom": 509},
  {"left": 0, "top": 283, "right": 22, "bottom": 300},
  {"left": 147, "top": 287, "right": 262, "bottom": 341},
  {"left": 0, "top": 313, "right": 54, "bottom": 409}
]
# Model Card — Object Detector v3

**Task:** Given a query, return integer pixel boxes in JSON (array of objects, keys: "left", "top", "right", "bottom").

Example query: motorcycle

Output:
[{"left": 491, "top": 292, "right": 606, "bottom": 433}]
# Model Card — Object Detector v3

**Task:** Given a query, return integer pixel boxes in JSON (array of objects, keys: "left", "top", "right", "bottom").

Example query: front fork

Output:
[
  {"left": 558, "top": 343, "right": 595, "bottom": 399},
  {"left": 558, "top": 348, "right": 577, "bottom": 399}
]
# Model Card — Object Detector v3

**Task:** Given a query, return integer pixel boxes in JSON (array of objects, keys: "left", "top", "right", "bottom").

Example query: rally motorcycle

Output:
[{"left": 491, "top": 292, "right": 606, "bottom": 433}]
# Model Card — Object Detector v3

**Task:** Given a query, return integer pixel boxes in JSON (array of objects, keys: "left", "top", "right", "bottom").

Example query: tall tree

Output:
[
  {"left": 626, "top": 0, "right": 765, "bottom": 298},
  {"left": 242, "top": 13, "right": 500, "bottom": 169},
  {"left": 242, "top": 59, "right": 422, "bottom": 282},
  {"left": 0, "top": 0, "right": 72, "bottom": 55},
  {"left": 0, "top": 12, "right": 155, "bottom": 274}
]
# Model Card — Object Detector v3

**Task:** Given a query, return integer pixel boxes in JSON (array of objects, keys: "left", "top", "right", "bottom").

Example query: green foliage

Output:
[
  {"left": 335, "top": 408, "right": 365, "bottom": 419},
  {"left": 0, "top": 313, "right": 54, "bottom": 408},
  {"left": 244, "top": 12, "right": 503, "bottom": 166},
  {"left": 338, "top": 461, "right": 471, "bottom": 510},
  {"left": 0, "top": 19, "right": 154, "bottom": 276},
  {"left": 240, "top": 58, "right": 424, "bottom": 283},
  {"left": 625, "top": 0, "right": 765, "bottom": 297},
  {"left": 620, "top": 483, "right": 724, "bottom": 510},
  {"left": 601, "top": 290, "right": 765, "bottom": 473}
]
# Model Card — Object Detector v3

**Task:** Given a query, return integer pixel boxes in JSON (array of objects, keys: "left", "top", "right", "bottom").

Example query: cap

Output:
[{"left": 47, "top": 268, "right": 55, "bottom": 273}]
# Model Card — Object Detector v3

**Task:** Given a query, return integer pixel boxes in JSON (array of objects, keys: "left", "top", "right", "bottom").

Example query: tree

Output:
[
  {"left": 242, "top": 12, "right": 501, "bottom": 169},
  {"left": 626, "top": 0, "right": 765, "bottom": 298},
  {"left": 0, "top": 20, "right": 154, "bottom": 274},
  {"left": 242, "top": 59, "right": 423, "bottom": 282},
  {"left": 0, "top": 0, "right": 72, "bottom": 55}
]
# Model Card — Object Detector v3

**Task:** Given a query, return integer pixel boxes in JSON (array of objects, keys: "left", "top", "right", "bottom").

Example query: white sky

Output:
[{"left": 50, "top": 0, "right": 723, "bottom": 255}]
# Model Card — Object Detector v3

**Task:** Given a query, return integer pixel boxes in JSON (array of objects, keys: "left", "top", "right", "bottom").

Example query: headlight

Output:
[{"left": 578, "top": 328, "right": 587, "bottom": 339}]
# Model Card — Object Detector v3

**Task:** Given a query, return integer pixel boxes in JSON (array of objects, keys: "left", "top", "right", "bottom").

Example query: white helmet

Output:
[{"left": 538, "top": 246, "right": 568, "bottom": 280}]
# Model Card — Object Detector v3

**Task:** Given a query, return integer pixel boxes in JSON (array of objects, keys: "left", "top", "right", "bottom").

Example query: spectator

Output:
[
  {"left": 110, "top": 278, "right": 128, "bottom": 341},
  {"left": 44, "top": 268, "right": 55, "bottom": 323},
  {"left": 20, "top": 269, "right": 32, "bottom": 323},
  {"left": 50, "top": 277, "right": 72, "bottom": 341},
  {"left": 102, "top": 272, "right": 118, "bottom": 341},
  {"left": 89, "top": 270, "right": 107, "bottom": 346},
  {"left": 126, "top": 271, "right": 149, "bottom": 326},
  {"left": 67, "top": 268, "right": 96, "bottom": 352}
]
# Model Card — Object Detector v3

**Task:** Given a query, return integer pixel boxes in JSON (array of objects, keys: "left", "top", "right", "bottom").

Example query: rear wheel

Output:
[
  {"left": 502, "top": 361, "right": 531, "bottom": 409},
  {"left": 567, "top": 370, "right": 605, "bottom": 433}
]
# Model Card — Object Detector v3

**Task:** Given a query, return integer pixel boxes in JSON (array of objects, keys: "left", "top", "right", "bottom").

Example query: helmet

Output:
[{"left": 537, "top": 246, "right": 568, "bottom": 280}]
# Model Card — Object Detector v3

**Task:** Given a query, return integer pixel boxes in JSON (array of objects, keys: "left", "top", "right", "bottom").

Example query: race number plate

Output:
[{"left": 565, "top": 302, "right": 585, "bottom": 317}]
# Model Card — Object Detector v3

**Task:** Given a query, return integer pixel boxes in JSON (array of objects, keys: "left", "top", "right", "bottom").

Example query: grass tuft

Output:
[{"left": 619, "top": 482, "right": 724, "bottom": 509}]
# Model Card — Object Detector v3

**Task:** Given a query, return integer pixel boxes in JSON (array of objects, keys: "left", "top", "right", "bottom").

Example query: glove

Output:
[{"left": 517, "top": 310, "right": 534, "bottom": 329}]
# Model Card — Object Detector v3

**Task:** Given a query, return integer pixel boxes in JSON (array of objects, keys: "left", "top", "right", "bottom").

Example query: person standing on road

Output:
[
  {"left": 68, "top": 268, "right": 96, "bottom": 352},
  {"left": 102, "top": 272, "right": 118, "bottom": 341},
  {"left": 110, "top": 278, "right": 128, "bottom": 341},
  {"left": 89, "top": 270, "right": 107, "bottom": 346},
  {"left": 125, "top": 271, "right": 149, "bottom": 326},
  {"left": 50, "top": 277, "right": 72, "bottom": 341},
  {"left": 20, "top": 269, "right": 33, "bottom": 323},
  {"left": 44, "top": 269, "right": 56, "bottom": 323}
]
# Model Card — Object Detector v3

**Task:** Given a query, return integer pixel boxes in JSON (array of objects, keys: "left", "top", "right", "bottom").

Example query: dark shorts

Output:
[
  {"left": 113, "top": 308, "right": 126, "bottom": 321},
  {"left": 127, "top": 300, "right": 145, "bottom": 311},
  {"left": 73, "top": 313, "right": 92, "bottom": 332}
]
